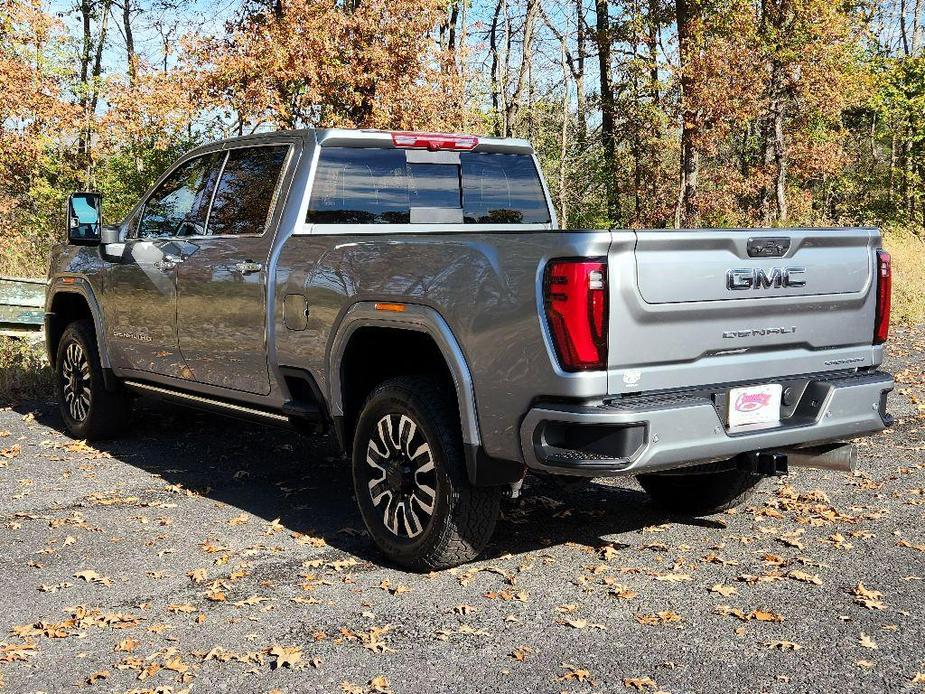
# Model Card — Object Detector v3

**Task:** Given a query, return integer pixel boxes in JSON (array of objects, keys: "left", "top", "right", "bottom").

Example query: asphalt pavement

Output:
[{"left": 1, "top": 327, "right": 923, "bottom": 693}]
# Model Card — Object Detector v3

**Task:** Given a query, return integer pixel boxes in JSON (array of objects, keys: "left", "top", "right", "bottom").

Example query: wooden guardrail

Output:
[{"left": 0, "top": 276, "right": 46, "bottom": 338}]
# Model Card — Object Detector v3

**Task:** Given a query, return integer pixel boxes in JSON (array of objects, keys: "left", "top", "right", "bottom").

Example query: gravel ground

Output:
[{"left": 1, "top": 328, "right": 923, "bottom": 694}]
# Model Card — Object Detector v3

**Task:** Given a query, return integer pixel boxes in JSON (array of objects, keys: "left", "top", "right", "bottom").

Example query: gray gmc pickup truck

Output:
[{"left": 46, "top": 128, "right": 894, "bottom": 569}]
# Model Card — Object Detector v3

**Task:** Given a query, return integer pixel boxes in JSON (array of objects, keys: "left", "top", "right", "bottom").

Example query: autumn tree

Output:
[{"left": 187, "top": 0, "right": 466, "bottom": 133}]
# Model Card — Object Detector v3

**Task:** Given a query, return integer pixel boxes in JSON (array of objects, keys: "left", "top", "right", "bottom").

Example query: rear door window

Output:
[
  {"left": 206, "top": 145, "right": 289, "bottom": 236},
  {"left": 306, "top": 147, "right": 550, "bottom": 225}
]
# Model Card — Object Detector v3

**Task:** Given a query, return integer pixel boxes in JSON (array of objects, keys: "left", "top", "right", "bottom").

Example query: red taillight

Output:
[
  {"left": 874, "top": 249, "right": 891, "bottom": 345},
  {"left": 390, "top": 131, "right": 479, "bottom": 151},
  {"left": 543, "top": 259, "right": 608, "bottom": 371}
]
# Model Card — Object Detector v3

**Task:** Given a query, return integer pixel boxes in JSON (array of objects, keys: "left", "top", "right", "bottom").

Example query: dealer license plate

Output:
[{"left": 727, "top": 383, "right": 782, "bottom": 427}]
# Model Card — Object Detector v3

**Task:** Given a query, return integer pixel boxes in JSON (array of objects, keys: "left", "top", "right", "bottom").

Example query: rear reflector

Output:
[
  {"left": 543, "top": 259, "right": 608, "bottom": 371},
  {"left": 390, "top": 131, "right": 479, "bottom": 151},
  {"left": 874, "top": 249, "right": 891, "bottom": 344}
]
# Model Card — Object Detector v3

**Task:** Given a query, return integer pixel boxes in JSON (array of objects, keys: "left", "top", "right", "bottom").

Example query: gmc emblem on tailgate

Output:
[{"left": 726, "top": 267, "right": 806, "bottom": 290}]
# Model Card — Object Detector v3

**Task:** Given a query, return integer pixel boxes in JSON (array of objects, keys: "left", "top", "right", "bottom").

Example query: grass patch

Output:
[
  {"left": 883, "top": 226, "right": 925, "bottom": 327},
  {"left": 0, "top": 337, "right": 53, "bottom": 404}
]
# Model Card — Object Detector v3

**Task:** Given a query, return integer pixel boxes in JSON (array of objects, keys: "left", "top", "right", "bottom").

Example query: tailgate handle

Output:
[{"left": 747, "top": 237, "right": 790, "bottom": 258}]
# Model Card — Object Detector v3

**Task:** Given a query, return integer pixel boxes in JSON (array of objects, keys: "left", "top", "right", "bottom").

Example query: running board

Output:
[{"left": 123, "top": 381, "right": 290, "bottom": 424}]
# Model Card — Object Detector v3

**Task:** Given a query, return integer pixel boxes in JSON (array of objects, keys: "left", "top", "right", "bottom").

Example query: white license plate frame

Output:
[{"left": 727, "top": 383, "right": 783, "bottom": 427}]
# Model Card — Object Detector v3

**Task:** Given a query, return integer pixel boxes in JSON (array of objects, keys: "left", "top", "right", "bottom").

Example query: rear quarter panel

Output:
[{"left": 274, "top": 231, "right": 611, "bottom": 462}]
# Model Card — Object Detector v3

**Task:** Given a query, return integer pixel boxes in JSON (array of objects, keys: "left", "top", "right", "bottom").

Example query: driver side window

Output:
[{"left": 136, "top": 153, "right": 222, "bottom": 239}]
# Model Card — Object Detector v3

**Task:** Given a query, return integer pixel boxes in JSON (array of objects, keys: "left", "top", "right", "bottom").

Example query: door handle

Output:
[
  {"left": 153, "top": 254, "right": 182, "bottom": 272},
  {"left": 235, "top": 260, "right": 263, "bottom": 275}
]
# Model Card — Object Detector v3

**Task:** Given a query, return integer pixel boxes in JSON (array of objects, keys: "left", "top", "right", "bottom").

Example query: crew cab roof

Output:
[{"left": 184, "top": 128, "right": 533, "bottom": 156}]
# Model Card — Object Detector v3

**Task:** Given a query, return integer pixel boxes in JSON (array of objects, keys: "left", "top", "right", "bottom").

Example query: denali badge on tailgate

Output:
[{"left": 726, "top": 267, "right": 806, "bottom": 290}]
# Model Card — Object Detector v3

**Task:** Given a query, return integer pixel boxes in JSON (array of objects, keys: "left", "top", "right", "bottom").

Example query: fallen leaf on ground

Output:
[
  {"left": 559, "top": 663, "right": 593, "bottom": 682},
  {"left": 269, "top": 644, "right": 302, "bottom": 669},
  {"left": 765, "top": 640, "right": 802, "bottom": 650},
  {"left": 634, "top": 611, "right": 682, "bottom": 626},
  {"left": 86, "top": 670, "right": 109, "bottom": 684},
  {"left": 788, "top": 570, "right": 822, "bottom": 585},
  {"left": 511, "top": 645, "right": 534, "bottom": 661},
  {"left": 73, "top": 570, "right": 112, "bottom": 587},
  {"left": 851, "top": 582, "right": 886, "bottom": 610},
  {"left": 710, "top": 584, "right": 737, "bottom": 597}
]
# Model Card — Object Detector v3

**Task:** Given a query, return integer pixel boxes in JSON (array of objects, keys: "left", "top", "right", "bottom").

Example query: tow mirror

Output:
[{"left": 67, "top": 192, "right": 102, "bottom": 245}]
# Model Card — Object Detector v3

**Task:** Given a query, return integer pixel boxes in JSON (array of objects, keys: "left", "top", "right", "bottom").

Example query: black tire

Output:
[
  {"left": 55, "top": 319, "right": 131, "bottom": 440},
  {"left": 636, "top": 459, "right": 764, "bottom": 515},
  {"left": 351, "top": 376, "right": 501, "bottom": 570}
]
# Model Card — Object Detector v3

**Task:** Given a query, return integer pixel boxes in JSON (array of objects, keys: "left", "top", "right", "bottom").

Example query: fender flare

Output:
[
  {"left": 46, "top": 276, "right": 112, "bottom": 371},
  {"left": 327, "top": 302, "right": 481, "bottom": 449}
]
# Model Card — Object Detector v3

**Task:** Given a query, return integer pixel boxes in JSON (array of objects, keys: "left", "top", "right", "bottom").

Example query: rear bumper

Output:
[{"left": 520, "top": 371, "right": 893, "bottom": 477}]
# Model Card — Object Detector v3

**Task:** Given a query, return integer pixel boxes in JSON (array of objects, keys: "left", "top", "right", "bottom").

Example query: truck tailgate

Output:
[{"left": 607, "top": 228, "right": 882, "bottom": 396}]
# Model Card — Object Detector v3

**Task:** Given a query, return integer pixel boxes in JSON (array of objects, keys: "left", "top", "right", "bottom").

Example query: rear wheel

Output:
[
  {"left": 55, "top": 319, "right": 131, "bottom": 440},
  {"left": 352, "top": 376, "right": 500, "bottom": 570},
  {"left": 636, "top": 459, "right": 764, "bottom": 515}
]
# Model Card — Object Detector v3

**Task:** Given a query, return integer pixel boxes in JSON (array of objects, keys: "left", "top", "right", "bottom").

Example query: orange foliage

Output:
[
  {"left": 0, "top": 0, "right": 78, "bottom": 215},
  {"left": 184, "top": 0, "right": 465, "bottom": 132}
]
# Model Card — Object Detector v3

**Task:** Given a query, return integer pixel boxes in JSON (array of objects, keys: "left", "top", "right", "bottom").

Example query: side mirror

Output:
[{"left": 67, "top": 192, "right": 102, "bottom": 245}]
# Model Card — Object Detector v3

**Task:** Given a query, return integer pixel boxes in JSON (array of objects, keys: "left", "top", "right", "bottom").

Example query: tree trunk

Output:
[
  {"left": 576, "top": 0, "right": 587, "bottom": 145},
  {"left": 772, "top": 96, "right": 787, "bottom": 222},
  {"left": 559, "top": 43, "right": 569, "bottom": 228},
  {"left": 889, "top": 131, "right": 896, "bottom": 200},
  {"left": 594, "top": 0, "right": 620, "bottom": 224},
  {"left": 77, "top": 0, "right": 93, "bottom": 161},
  {"left": 489, "top": 0, "right": 503, "bottom": 136},
  {"left": 648, "top": 0, "right": 660, "bottom": 105},
  {"left": 505, "top": 0, "right": 537, "bottom": 136},
  {"left": 674, "top": 0, "right": 699, "bottom": 228},
  {"left": 122, "top": 0, "right": 136, "bottom": 84}
]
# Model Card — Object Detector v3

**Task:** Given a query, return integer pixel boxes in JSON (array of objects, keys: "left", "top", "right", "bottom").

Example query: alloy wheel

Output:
[
  {"left": 61, "top": 341, "right": 91, "bottom": 422},
  {"left": 364, "top": 413, "right": 437, "bottom": 539}
]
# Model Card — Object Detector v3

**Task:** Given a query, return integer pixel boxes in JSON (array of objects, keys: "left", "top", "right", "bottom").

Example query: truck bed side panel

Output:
[{"left": 275, "top": 231, "right": 610, "bottom": 463}]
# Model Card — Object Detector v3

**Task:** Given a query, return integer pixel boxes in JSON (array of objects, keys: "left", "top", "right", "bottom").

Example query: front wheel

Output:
[
  {"left": 55, "top": 319, "right": 131, "bottom": 440},
  {"left": 636, "top": 459, "right": 764, "bottom": 515},
  {"left": 351, "top": 376, "right": 500, "bottom": 570}
]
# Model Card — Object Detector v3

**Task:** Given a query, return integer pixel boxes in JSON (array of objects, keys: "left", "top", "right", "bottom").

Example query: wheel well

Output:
[
  {"left": 339, "top": 327, "right": 457, "bottom": 453},
  {"left": 47, "top": 292, "right": 94, "bottom": 368}
]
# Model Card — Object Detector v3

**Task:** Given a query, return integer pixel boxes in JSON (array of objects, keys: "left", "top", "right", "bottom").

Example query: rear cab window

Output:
[{"left": 307, "top": 147, "right": 551, "bottom": 226}]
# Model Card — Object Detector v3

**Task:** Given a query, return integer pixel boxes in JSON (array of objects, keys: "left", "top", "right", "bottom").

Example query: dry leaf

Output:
[
  {"left": 710, "top": 584, "right": 737, "bottom": 597},
  {"left": 858, "top": 632, "right": 878, "bottom": 650},
  {"left": 114, "top": 638, "right": 140, "bottom": 653},
  {"left": 623, "top": 676, "right": 657, "bottom": 690},
  {"left": 851, "top": 582, "right": 886, "bottom": 610},
  {"left": 369, "top": 675, "right": 392, "bottom": 693},
  {"left": 558, "top": 618, "right": 606, "bottom": 630},
  {"left": 73, "top": 570, "right": 112, "bottom": 587},
  {"left": 766, "top": 640, "right": 802, "bottom": 650},
  {"left": 511, "top": 645, "right": 534, "bottom": 661},
  {"left": 634, "top": 611, "right": 681, "bottom": 626},
  {"left": 86, "top": 670, "right": 109, "bottom": 685},
  {"left": 788, "top": 570, "right": 822, "bottom": 585},
  {"left": 559, "top": 663, "right": 593, "bottom": 682},
  {"left": 269, "top": 644, "right": 303, "bottom": 669}
]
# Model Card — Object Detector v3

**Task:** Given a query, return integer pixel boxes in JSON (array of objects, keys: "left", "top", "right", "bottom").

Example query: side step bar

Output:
[{"left": 123, "top": 380, "right": 291, "bottom": 425}]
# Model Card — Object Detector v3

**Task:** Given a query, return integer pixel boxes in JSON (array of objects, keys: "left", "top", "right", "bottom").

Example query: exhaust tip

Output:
[{"left": 785, "top": 443, "right": 857, "bottom": 473}]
